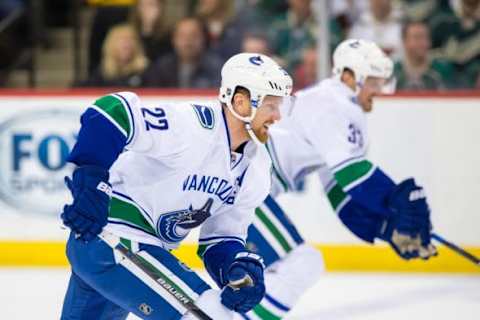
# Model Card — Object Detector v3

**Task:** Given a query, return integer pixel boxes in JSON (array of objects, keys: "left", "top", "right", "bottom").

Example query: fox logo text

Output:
[{"left": 0, "top": 109, "right": 79, "bottom": 215}]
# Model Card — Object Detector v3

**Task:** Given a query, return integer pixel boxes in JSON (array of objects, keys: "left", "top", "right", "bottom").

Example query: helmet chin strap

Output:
[
  {"left": 245, "top": 122, "right": 262, "bottom": 145},
  {"left": 226, "top": 100, "right": 263, "bottom": 146}
]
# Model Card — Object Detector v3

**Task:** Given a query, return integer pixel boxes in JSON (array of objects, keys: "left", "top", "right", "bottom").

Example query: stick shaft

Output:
[
  {"left": 432, "top": 233, "right": 480, "bottom": 266},
  {"left": 99, "top": 232, "right": 213, "bottom": 320}
]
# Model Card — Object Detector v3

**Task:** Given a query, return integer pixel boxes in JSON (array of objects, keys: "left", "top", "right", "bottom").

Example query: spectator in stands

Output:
[
  {"left": 394, "top": 20, "right": 454, "bottom": 90},
  {"left": 330, "top": 0, "right": 369, "bottom": 34},
  {"left": 142, "top": 17, "right": 222, "bottom": 88},
  {"left": 399, "top": 0, "right": 451, "bottom": 24},
  {"left": 87, "top": 6, "right": 130, "bottom": 75},
  {"left": 130, "top": 0, "right": 172, "bottom": 62},
  {"left": 195, "top": 0, "right": 244, "bottom": 61},
  {"left": 241, "top": 31, "right": 288, "bottom": 70},
  {"left": 229, "top": 0, "right": 283, "bottom": 36},
  {"left": 78, "top": 24, "right": 148, "bottom": 88},
  {"left": 241, "top": 31, "right": 271, "bottom": 56},
  {"left": 430, "top": 0, "right": 480, "bottom": 88},
  {"left": 293, "top": 46, "right": 317, "bottom": 89},
  {"left": 348, "top": 0, "right": 403, "bottom": 59},
  {"left": 269, "top": 0, "right": 342, "bottom": 72}
]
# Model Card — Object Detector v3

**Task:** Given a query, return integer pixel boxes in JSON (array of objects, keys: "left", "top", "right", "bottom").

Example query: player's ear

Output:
[
  {"left": 341, "top": 68, "right": 357, "bottom": 91},
  {"left": 232, "top": 91, "right": 250, "bottom": 116}
]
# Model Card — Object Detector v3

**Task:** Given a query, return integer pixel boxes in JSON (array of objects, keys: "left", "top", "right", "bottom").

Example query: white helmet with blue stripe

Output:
[
  {"left": 219, "top": 53, "right": 293, "bottom": 124},
  {"left": 332, "top": 39, "right": 395, "bottom": 93}
]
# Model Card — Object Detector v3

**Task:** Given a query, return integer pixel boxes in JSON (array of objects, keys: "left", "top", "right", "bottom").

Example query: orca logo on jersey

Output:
[{"left": 156, "top": 198, "right": 213, "bottom": 243}]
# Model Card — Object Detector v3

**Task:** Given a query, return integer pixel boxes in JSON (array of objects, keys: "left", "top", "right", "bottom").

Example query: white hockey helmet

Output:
[
  {"left": 332, "top": 39, "right": 395, "bottom": 93},
  {"left": 219, "top": 53, "right": 293, "bottom": 123}
]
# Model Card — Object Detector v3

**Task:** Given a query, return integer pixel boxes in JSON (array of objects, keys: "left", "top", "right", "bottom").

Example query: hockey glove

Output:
[
  {"left": 221, "top": 252, "right": 266, "bottom": 313},
  {"left": 61, "top": 165, "right": 111, "bottom": 242},
  {"left": 379, "top": 178, "right": 437, "bottom": 260}
]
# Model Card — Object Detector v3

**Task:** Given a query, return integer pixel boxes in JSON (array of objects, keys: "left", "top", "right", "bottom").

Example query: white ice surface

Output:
[{"left": 1, "top": 268, "right": 478, "bottom": 320}]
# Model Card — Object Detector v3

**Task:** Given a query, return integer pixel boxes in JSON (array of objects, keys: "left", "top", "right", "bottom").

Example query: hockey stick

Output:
[
  {"left": 98, "top": 231, "right": 213, "bottom": 320},
  {"left": 432, "top": 233, "right": 480, "bottom": 267}
]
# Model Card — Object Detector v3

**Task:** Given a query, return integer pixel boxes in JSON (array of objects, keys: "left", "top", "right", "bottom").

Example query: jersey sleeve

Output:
[
  {"left": 68, "top": 92, "right": 153, "bottom": 168},
  {"left": 197, "top": 205, "right": 253, "bottom": 256},
  {"left": 295, "top": 104, "right": 361, "bottom": 169},
  {"left": 292, "top": 92, "right": 397, "bottom": 241},
  {"left": 68, "top": 92, "right": 199, "bottom": 168},
  {"left": 196, "top": 204, "right": 254, "bottom": 288}
]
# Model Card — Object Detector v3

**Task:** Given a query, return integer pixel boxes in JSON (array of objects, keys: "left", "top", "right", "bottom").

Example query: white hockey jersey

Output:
[
  {"left": 91, "top": 92, "right": 272, "bottom": 249},
  {"left": 269, "top": 78, "right": 369, "bottom": 198}
]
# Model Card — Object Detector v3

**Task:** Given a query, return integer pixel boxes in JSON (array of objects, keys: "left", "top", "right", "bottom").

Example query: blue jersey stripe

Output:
[
  {"left": 199, "top": 236, "right": 245, "bottom": 244},
  {"left": 265, "top": 293, "right": 290, "bottom": 312}
]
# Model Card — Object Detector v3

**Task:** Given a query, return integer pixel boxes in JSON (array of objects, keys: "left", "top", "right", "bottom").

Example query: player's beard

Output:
[{"left": 251, "top": 122, "right": 269, "bottom": 143}]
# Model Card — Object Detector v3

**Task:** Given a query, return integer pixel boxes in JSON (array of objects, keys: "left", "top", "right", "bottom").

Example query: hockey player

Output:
[
  {"left": 59, "top": 53, "right": 292, "bottom": 320},
  {"left": 242, "top": 39, "right": 438, "bottom": 319}
]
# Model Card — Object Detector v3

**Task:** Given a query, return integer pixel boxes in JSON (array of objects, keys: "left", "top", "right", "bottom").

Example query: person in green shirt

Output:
[
  {"left": 394, "top": 20, "right": 455, "bottom": 90},
  {"left": 429, "top": 0, "right": 480, "bottom": 88},
  {"left": 268, "top": 0, "right": 342, "bottom": 72}
]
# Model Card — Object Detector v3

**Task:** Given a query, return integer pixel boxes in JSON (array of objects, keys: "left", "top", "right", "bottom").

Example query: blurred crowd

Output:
[{"left": 3, "top": 0, "right": 480, "bottom": 90}]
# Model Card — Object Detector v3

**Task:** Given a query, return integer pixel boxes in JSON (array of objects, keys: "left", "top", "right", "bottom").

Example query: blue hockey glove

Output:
[
  {"left": 379, "top": 178, "right": 437, "bottom": 260},
  {"left": 61, "top": 165, "right": 111, "bottom": 242},
  {"left": 221, "top": 252, "right": 265, "bottom": 313}
]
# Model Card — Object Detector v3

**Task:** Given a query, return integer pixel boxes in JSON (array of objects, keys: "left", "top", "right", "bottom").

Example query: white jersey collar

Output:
[{"left": 327, "top": 77, "right": 362, "bottom": 108}]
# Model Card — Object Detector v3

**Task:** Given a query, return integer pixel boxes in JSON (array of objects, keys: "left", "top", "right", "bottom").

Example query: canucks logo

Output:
[
  {"left": 156, "top": 198, "right": 213, "bottom": 243},
  {"left": 249, "top": 55, "right": 264, "bottom": 66}
]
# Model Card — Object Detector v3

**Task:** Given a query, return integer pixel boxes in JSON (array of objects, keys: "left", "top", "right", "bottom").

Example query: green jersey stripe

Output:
[
  {"left": 334, "top": 160, "right": 373, "bottom": 189},
  {"left": 272, "top": 165, "right": 289, "bottom": 193},
  {"left": 120, "top": 238, "right": 132, "bottom": 250},
  {"left": 265, "top": 143, "right": 289, "bottom": 192},
  {"left": 259, "top": 204, "right": 298, "bottom": 250},
  {"left": 253, "top": 304, "right": 282, "bottom": 320},
  {"left": 197, "top": 244, "right": 208, "bottom": 259},
  {"left": 93, "top": 95, "right": 131, "bottom": 137},
  {"left": 255, "top": 208, "right": 292, "bottom": 253},
  {"left": 109, "top": 197, "right": 156, "bottom": 235},
  {"left": 327, "top": 183, "right": 348, "bottom": 210}
]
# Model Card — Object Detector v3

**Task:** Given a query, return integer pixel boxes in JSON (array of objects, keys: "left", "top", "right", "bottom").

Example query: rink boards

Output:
[{"left": 0, "top": 89, "right": 479, "bottom": 272}]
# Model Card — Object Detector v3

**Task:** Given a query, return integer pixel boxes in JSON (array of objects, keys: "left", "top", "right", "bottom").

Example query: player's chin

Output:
[
  {"left": 362, "top": 100, "right": 373, "bottom": 112},
  {"left": 253, "top": 127, "right": 269, "bottom": 143}
]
